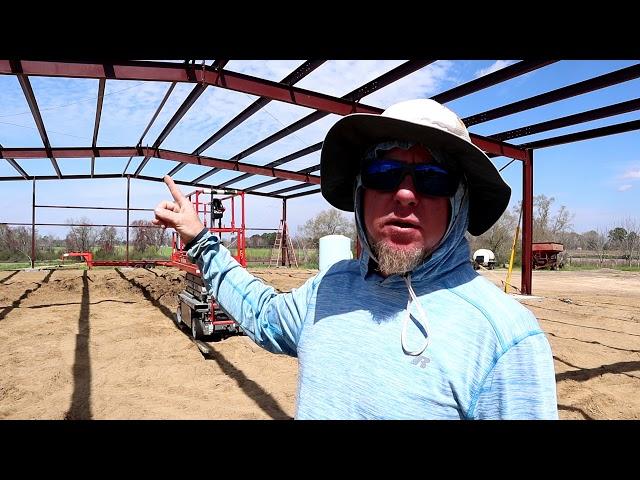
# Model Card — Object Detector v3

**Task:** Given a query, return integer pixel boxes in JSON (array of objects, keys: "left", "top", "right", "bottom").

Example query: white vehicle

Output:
[{"left": 473, "top": 249, "right": 496, "bottom": 270}]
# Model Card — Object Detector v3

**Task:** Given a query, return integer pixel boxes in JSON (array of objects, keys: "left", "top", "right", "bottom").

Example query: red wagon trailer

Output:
[{"left": 532, "top": 242, "right": 564, "bottom": 270}]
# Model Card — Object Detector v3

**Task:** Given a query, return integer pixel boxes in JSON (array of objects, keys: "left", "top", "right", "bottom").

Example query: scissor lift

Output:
[{"left": 171, "top": 188, "right": 246, "bottom": 340}]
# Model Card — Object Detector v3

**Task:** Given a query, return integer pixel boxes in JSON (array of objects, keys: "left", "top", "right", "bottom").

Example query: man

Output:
[{"left": 153, "top": 98, "right": 558, "bottom": 420}]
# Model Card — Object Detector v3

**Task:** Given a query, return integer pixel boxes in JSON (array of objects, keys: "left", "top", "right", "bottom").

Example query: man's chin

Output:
[{"left": 373, "top": 240, "right": 427, "bottom": 276}]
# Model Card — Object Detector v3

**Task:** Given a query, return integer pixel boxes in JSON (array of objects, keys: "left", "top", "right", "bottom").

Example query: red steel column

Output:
[
  {"left": 31, "top": 178, "right": 36, "bottom": 268},
  {"left": 232, "top": 195, "right": 236, "bottom": 228},
  {"left": 281, "top": 199, "right": 288, "bottom": 267},
  {"left": 521, "top": 150, "right": 533, "bottom": 295},
  {"left": 240, "top": 192, "right": 246, "bottom": 267},
  {"left": 126, "top": 176, "right": 130, "bottom": 265}
]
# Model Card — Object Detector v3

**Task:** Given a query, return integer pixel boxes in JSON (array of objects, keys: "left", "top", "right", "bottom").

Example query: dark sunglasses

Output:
[{"left": 361, "top": 158, "right": 460, "bottom": 197}]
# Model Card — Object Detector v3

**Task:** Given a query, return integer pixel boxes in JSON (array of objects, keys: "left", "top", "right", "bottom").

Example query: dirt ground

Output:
[{"left": 1, "top": 265, "right": 638, "bottom": 419}]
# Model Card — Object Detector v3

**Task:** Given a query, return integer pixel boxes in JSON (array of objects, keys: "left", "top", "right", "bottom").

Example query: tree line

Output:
[
  {"left": 0, "top": 217, "right": 169, "bottom": 263},
  {"left": 467, "top": 194, "right": 640, "bottom": 267},
  {"left": 3, "top": 197, "right": 639, "bottom": 268}
]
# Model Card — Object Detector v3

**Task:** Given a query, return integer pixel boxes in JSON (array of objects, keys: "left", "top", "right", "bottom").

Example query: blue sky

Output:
[{"left": 1, "top": 60, "right": 638, "bottom": 241}]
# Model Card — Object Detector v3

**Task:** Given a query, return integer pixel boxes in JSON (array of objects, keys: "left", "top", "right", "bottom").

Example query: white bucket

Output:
[{"left": 319, "top": 234, "right": 353, "bottom": 271}]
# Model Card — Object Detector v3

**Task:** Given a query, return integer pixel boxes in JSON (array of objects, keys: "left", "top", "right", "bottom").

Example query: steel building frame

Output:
[{"left": 1, "top": 59, "right": 639, "bottom": 294}]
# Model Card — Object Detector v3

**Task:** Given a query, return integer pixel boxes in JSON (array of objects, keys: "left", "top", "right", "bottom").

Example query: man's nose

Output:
[{"left": 394, "top": 173, "right": 419, "bottom": 206}]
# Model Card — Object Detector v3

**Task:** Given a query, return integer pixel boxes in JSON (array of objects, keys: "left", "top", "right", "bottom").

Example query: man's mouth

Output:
[{"left": 387, "top": 220, "right": 420, "bottom": 229}]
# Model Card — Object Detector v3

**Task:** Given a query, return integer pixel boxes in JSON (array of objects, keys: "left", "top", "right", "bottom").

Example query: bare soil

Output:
[{"left": 1, "top": 266, "right": 638, "bottom": 419}]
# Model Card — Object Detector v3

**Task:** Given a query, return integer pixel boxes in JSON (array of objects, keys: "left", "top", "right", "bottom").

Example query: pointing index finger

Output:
[{"left": 163, "top": 175, "right": 187, "bottom": 205}]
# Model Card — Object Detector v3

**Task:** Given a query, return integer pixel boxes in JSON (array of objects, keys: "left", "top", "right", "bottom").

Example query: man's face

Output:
[{"left": 363, "top": 144, "right": 450, "bottom": 258}]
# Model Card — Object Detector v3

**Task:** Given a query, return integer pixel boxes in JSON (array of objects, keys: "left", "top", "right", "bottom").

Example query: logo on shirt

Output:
[{"left": 411, "top": 355, "right": 430, "bottom": 368}]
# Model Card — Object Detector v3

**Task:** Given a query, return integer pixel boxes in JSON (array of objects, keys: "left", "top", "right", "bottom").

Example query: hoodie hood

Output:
[{"left": 354, "top": 174, "right": 472, "bottom": 357}]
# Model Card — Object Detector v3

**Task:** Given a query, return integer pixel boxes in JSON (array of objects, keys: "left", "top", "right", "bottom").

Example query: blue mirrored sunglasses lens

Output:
[
  {"left": 361, "top": 160, "right": 404, "bottom": 189},
  {"left": 362, "top": 160, "right": 458, "bottom": 196},
  {"left": 414, "top": 165, "right": 458, "bottom": 196}
]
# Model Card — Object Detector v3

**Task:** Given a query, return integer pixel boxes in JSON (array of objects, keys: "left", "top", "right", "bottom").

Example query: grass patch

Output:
[{"left": 0, "top": 260, "right": 70, "bottom": 271}]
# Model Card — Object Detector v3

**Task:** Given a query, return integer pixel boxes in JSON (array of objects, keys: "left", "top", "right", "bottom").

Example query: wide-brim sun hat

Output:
[{"left": 320, "top": 98, "right": 511, "bottom": 236}]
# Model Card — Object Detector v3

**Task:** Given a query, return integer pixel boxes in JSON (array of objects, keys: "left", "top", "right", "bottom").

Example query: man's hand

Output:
[{"left": 153, "top": 175, "right": 205, "bottom": 244}]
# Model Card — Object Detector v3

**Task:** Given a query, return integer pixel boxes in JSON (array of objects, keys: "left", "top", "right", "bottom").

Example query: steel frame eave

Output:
[{"left": 0, "top": 146, "right": 320, "bottom": 185}]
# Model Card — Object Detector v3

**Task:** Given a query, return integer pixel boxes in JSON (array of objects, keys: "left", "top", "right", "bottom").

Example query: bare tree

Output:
[
  {"left": 97, "top": 226, "right": 119, "bottom": 257},
  {"left": 581, "top": 228, "right": 609, "bottom": 267},
  {"left": 529, "top": 194, "right": 574, "bottom": 242},
  {"left": 509, "top": 195, "right": 574, "bottom": 245},
  {"left": 131, "top": 220, "right": 166, "bottom": 253},
  {"left": 532, "top": 194, "right": 553, "bottom": 241},
  {"left": 0, "top": 225, "right": 34, "bottom": 263},
  {"left": 469, "top": 209, "right": 517, "bottom": 264},
  {"left": 619, "top": 218, "right": 639, "bottom": 267},
  {"left": 0, "top": 223, "right": 9, "bottom": 255},
  {"left": 299, "top": 208, "right": 355, "bottom": 247},
  {"left": 550, "top": 204, "right": 573, "bottom": 237},
  {"left": 65, "top": 217, "right": 97, "bottom": 252},
  {"left": 559, "top": 231, "right": 583, "bottom": 251}
]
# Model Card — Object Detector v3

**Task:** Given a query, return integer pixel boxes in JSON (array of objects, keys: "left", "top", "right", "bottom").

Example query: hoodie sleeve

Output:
[
  {"left": 468, "top": 333, "right": 559, "bottom": 419},
  {"left": 187, "top": 231, "right": 315, "bottom": 356}
]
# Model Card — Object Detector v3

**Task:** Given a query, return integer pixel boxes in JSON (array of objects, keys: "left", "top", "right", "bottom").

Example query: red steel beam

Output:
[
  {"left": 217, "top": 61, "right": 552, "bottom": 189},
  {"left": 284, "top": 188, "right": 322, "bottom": 199},
  {"left": 0, "top": 143, "right": 28, "bottom": 179},
  {"left": 14, "top": 70, "right": 62, "bottom": 178},
  {"left": 0, "top": 173, "right": 283, "bottom": 199},
  {"left": 2, "top": 222, "right": 161, "bottom": 228},
  {"left": 218, "top": 142, "right": 322, "bottom": 188},
  {"left": 4, "top": 158, "right": 28, "bottom": 178},
  {"left": 0, "top": 147, "right": 319, "bottom": 184},
  {"left": 192, "top": 60, "right": 434, "bottom": 183},
  {"left": 220, "top": 130, "right": 526, "bottom": 192},
  {"left": 91, "top": 78, "right": 105, "bottom": 177},
  {"left": 0, "top": 60, "right": 530, "bottom": 164},
  {"left": 269, "top": 183, "right": 315, "bottom": 196},
  {"left": 190, "top": 60, "right": 326, "bottom": 156},
  {"left": 469, "top": 133, "right": 529, "bottom": 161},
  {"left": 134, "top": 61, "right": 219, "bottom": 176},
  {"left": 3, "top": 147, "right": 137, "bottom": 158},
  {"left": 432, "top": 61, "right": 557, "bottom": 104},
  {"left": 463, "top": 63, "right": 640, "bottom": 127},
  {"left": 167, "top": 60, "right": 326, "bottom": 177},
  {"left": 245, "top": 163, "right": 321, "bottom": 192},
  {"left": 123, "top": 81, "right": 177, "bottom": 175},
  {"left": 518, "top": 119, "right": 640, "bottom": 150},
  {"left": 169, "top": 60, "right": 325, "bottom": 178},
  {"left": 134, "top": 82, "right": 208, "bottom": 176},
  {"left": 0, "top": 60, "right": 382, "bottom": 115},
  {"left": 490, "top": 98, "right": 640, "bottom": 142}
]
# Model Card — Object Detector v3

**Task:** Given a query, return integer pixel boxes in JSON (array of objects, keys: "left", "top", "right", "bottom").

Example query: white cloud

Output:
[
  {"left": 618, "top": 184, "right": 633, "bottom": 191},
  {"left": 474, "top": 60, "right": 517, "bottom": 79},
  {"left": 622, "top": 169, "right": 640, "bottom": 179}
]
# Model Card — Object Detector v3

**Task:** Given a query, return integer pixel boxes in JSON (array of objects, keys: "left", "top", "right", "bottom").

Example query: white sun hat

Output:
[{"left": 320, "top": 98, "right": 511, "bottom": 236}]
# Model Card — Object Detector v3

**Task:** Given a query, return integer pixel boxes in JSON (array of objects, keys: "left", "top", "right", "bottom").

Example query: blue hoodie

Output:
[{"left": 187, "top": 185, "right": 558, "bottom": 420}]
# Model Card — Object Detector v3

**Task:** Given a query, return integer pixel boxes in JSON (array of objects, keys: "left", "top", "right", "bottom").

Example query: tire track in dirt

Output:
[
  {"left": 524, "top": 302, "right": 640, "bottom": 324},
  {"left": 113, "top": 268, "right": 293, "bottom": 419},
  {"left": 0, "top": 270, "right": 54, "bottom": 321}
]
